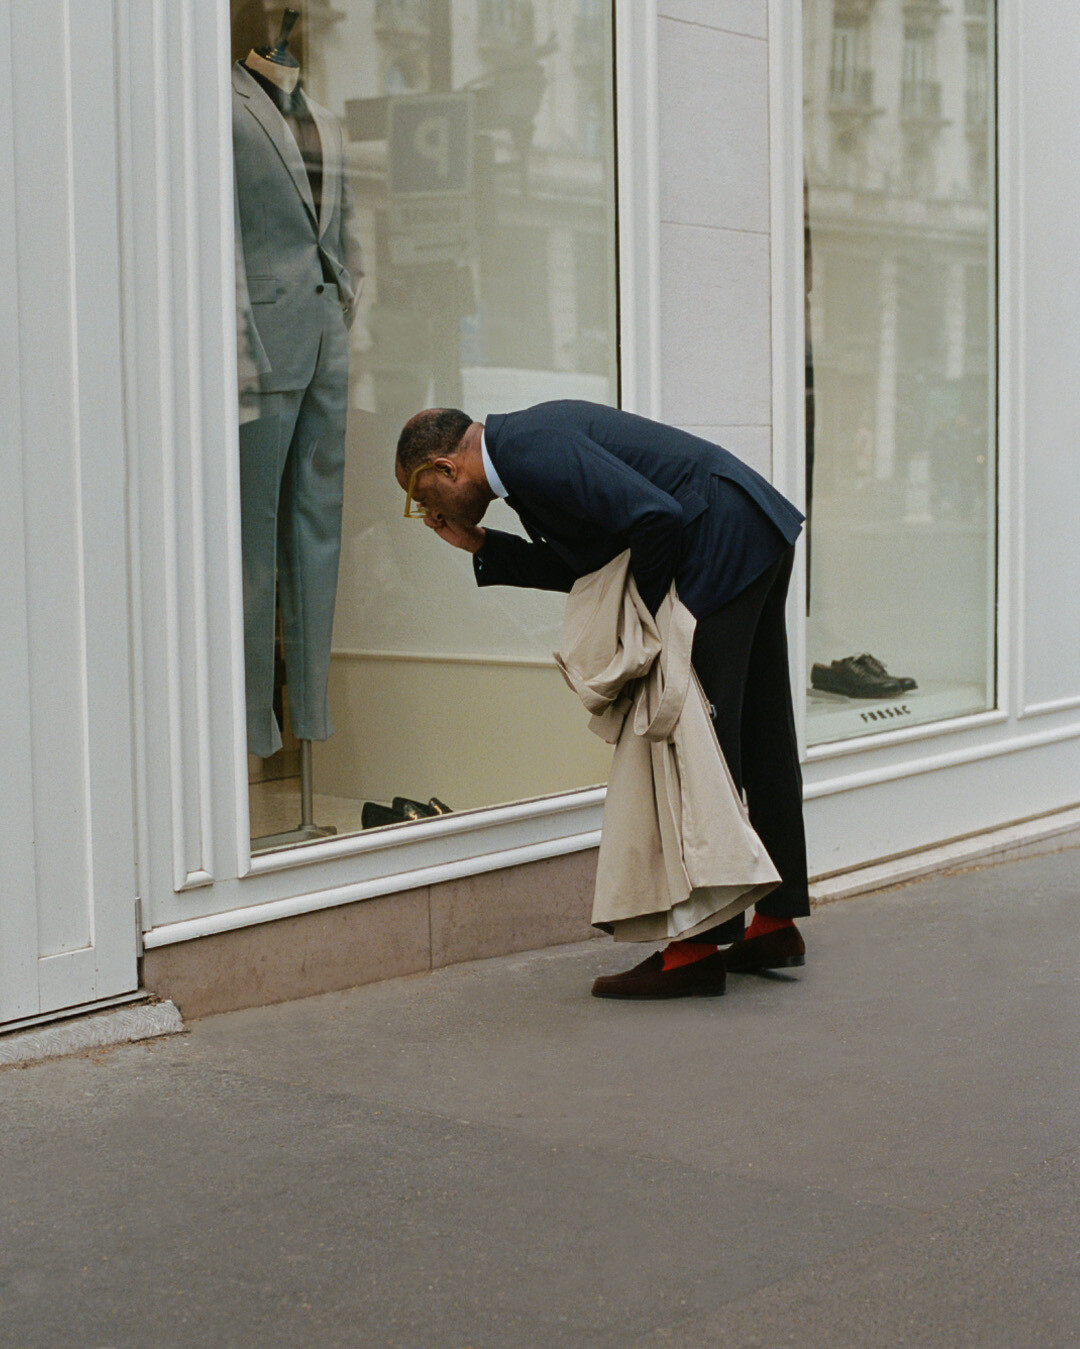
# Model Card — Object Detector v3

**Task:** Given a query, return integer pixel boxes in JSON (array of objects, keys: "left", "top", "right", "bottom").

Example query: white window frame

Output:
[
  {"left": 122, "top": 0, "right": 659, "bottom": 949},
  {"left": 771, "top": 2, "right": 1080, "bottom": 879},
  {"left": 773, "top": 0, "right": 1011, "bottom": 768}
]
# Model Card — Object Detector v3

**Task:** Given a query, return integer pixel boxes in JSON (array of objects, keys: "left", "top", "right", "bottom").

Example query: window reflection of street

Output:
[
  {"left": 233, "top": 1, "right": 619, "bottom": 845},
  {"left": 804, "top": 0, "right": 996, "bottom": 744}
]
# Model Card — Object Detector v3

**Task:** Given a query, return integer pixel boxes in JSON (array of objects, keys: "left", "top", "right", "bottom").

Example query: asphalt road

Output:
[{"left": 2, "top": 846, "right": 1079, "bottom": 1348}]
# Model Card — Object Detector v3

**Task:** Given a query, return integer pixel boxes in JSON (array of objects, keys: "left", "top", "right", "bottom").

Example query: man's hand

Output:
[{"left": 424, "top": 513, "right": 486, "bottom": 554}]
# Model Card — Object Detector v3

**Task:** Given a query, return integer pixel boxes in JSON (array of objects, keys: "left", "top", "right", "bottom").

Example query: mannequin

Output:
[
  {"left": 244, "top": 49, "right": 299, "bottom": 92},
  {"left": 233, "top": 9, "right": 364, "bottom": 785},
  {"left": 243, "top": 6, "right": 301, "bottom": 93}
]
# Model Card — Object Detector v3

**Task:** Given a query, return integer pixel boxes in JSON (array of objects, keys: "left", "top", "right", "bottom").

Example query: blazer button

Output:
[{"left": 316, "top": 283, "right": 325, "bottom": 293}]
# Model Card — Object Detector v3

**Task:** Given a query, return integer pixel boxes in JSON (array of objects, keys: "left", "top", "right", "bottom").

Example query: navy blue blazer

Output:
[{"left": 473, "top": 401, "right": 803, "bottom": 617}]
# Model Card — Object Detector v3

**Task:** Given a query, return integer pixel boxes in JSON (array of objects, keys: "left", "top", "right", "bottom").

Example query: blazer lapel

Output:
[
  {"left": 307, "top": 98, "right": 338, "bottom": 240},
  {"left": 233, "top": 63, "right": 317, "bottom": 229}
]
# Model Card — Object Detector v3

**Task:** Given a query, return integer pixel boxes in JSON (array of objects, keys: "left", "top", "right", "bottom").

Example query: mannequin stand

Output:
[{"left": 251, "top": 739, "right": 338, "bottom": 851}]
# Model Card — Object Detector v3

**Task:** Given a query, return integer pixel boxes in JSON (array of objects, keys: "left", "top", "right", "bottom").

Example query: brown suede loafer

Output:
[
  {"left": 591, "top": 950, "right": 727, "bottom": 1000},
  {"left": 724, "top": 925, "right": 805, "bottom": 973}
]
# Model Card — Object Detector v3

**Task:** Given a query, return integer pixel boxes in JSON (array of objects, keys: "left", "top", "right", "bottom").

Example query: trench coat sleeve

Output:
[
  {"left": 495, "top": 428, "right": 686, "bottom": 614},
  {"left": 555, "top": 553, "right": 780, "bottom": 941},
  {"left": 473, "top": 527, "right": 579, "bottom": 594}
]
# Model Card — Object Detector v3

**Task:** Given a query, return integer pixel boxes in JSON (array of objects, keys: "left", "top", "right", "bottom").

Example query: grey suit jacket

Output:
[{"left": 232, "top": 62, "right": 364, "bottom": 394}]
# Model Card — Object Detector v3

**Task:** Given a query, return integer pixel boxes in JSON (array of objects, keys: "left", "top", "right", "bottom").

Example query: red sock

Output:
[
  {"left": 744, "top": 912, "right": 794, "bottom": 941},
  {"left": 660, "top": 940, "right": 718, "bottom": 971}
]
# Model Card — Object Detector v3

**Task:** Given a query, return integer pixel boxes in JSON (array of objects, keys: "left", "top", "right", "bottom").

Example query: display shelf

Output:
[{"left": 806, "top": 680, "right": 989, "bottom": 746}]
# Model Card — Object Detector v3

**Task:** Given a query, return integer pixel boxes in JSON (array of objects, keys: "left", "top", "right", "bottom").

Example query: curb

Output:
[
  {"left": 0, "top": 1000, "right": 184, "bottom": 1069},
  {"left": 811, "top": 810, "right": 1080, "bottom": 905}
]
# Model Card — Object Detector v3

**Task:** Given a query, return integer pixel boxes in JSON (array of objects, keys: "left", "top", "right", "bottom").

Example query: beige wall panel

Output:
[
  {"left": 313, "top": 656, "right": 612, "bottom": 812},
  {"left": 430, "top": 852, "right": 598, "bottom": 969},
  {"left": 142, "top": 854, "right": 601, "bottom": 1018},
  {"left": 142, "top": 888, "right": 432, "bottom": 1019}
]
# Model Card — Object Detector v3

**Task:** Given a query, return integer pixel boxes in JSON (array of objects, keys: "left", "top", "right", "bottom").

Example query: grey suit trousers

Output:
[{"left": 239, "top": 299, "right": 349, "bottom": 758}]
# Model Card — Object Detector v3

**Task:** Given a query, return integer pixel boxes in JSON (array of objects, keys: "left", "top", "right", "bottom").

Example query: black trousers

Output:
[{"left": 690, "top": 545, "right": 809, "bottom": 942}]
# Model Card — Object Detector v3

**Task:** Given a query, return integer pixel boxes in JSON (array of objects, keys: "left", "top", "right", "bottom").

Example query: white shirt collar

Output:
[{"left": 480, "top": 426, "right": 507, "bottom": 498}]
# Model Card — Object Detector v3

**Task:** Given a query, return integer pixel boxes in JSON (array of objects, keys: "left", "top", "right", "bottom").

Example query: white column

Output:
[{"left": 0, "top": 0, "right": 138, "bottom": 1023}]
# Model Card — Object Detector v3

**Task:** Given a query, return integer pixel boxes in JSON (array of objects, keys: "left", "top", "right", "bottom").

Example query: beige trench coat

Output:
[{"left": 554, "top": 552, "right": 780, "bottom": 942}]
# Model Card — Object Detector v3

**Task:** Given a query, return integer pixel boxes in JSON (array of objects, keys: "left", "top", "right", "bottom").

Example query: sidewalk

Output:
[{"left": 2, "top": 846, "right": 1079, "bottom": 1349}]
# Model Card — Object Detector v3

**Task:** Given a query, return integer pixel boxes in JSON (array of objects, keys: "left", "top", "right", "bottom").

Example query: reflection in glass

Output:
[
  {"left": 231, "top": 1, "right": 618, "bottom": 846},
  {"left": 803, "top": 0, "right": 996, "bottom": 744}
]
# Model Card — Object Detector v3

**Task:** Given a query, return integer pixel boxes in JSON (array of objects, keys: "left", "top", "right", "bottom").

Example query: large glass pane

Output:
[
  {"left": 803, "top": 0, "right": 996, "bottom": 744},
  {"left": 230, "top": 1, "right": 618, "bottom": 847}
]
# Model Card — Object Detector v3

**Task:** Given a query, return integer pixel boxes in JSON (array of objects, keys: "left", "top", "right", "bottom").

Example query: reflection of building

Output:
[
  {"left": 313, "top": 1, "right": 619, "bottom": 840},
  {"left": 381, "top": 0, "right": 614, "bottom": 388},
  {"left": 803, "top": 0, "right": 997, "bottom": 742},
  {"left": 303, "top": 0, "right": 615, "bottom": 402},
  {"left": 804, "top": 0, "right": 992, "bottom": 503}
]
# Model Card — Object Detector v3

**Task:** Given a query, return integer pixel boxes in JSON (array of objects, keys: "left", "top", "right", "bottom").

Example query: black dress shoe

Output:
[
  {"left": 361, "top": 801, "right": 404, "bottom": 829},
  {"left": 853, "top": 652, "right": 917, "bottom": 692},
  {"left": 591, "top": 950, "right": 727, "bottom": 1000},
  {"left": 724, "top": 925, "right": 805, "bottom": 973},
  {"left": 363, "top": 797, "right": 455, "bottom": 828},
  {"left": 392, "top": 796, "right": 439, "bottom": 820},
  {"left": 811, "top": 654, "right": 905, "bottom": 699}
]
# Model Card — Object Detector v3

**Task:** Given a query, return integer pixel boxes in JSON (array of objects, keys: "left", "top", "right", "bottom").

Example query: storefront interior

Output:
[
  {"left": 236, "top": 0, "right": 999, "bottom": 851},
  {"left": 802, "top": 0, "right": 997, "bottom": 746},
  {"left": 231, "top": 0, "right": 618, "bottom": 849}
]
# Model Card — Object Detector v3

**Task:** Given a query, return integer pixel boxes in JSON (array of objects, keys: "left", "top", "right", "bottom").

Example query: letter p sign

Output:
[
  {"left": 413, "top": 116, "right": 450, "bottom": 180},
  {"left": 388, "top": 94, "right": 471, "bottom": 197}
]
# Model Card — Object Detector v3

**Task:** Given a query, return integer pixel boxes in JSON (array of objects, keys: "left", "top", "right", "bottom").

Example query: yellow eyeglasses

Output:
[{"left": 402, "top": 460, "right": 435, "bottom": 519}]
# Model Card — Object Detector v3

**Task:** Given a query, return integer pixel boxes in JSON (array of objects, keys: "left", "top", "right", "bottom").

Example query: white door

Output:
[{"left": 0, "top": 0, "right": 138, "bottom": 1026}]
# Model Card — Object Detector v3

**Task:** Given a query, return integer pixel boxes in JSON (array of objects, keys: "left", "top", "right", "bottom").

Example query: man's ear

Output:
[{"left": 433, "top": 456, "right": 458, "bottom": 480}]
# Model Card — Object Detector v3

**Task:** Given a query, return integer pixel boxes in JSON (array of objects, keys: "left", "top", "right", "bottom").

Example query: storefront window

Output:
[
  {"left": 229, "top": 1, "right": 618, "bottom": 847},
  {"left": 803, "top": 0, "right": 997, "bottom": 745}
]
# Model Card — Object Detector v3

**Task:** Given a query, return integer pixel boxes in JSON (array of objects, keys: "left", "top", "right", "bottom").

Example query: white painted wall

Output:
[
  {"left": 1015, "top": 7, "right": 1080, "bottom": 717},
  {"left": 657, "top": 2, "right": 773, "bottom": 475},
  {"left": 0, "top": 0, "right": 138, "bottom": 1024}
]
